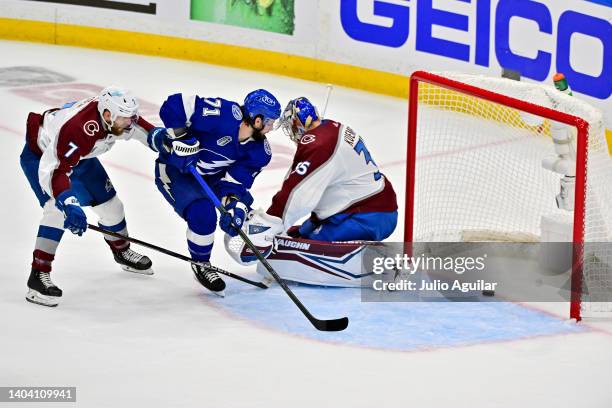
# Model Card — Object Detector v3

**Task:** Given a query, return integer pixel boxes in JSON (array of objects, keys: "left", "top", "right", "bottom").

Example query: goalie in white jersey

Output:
[
  {"left": 227, "top": 97, "right": 397, "bottom": 287},
  {"left": 264, "top": 96, "right": 398, "bottom": 241}
]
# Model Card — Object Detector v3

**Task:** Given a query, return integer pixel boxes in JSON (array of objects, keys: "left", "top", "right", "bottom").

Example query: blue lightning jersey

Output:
[{"left": 157, "top": 93, "right": 272, "bottom": 203}]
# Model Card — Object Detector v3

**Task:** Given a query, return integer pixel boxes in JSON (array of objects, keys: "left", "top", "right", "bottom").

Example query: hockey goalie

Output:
[{"left": 225, "top": 97, "right": 398, "bottom": 287}]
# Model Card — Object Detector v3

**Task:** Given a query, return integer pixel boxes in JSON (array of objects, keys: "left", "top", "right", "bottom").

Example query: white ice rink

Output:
[{"left": 1, "top": 40, "right": 612, "bottom": 408}]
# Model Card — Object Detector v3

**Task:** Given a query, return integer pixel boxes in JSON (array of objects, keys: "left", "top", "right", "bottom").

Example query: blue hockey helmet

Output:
[
  {"left": 280, "top": 97, "right": 320, "bottom": 142},
  {"left": 243, "top": 89, "right": 281, "bottom": 127}
]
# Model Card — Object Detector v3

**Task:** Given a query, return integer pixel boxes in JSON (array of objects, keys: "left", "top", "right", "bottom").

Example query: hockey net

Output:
[{"left": 405, "top": 71, "right": 612, "bottom": 320}]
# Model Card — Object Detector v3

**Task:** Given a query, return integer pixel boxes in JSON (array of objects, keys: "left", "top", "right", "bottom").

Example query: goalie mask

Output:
[
  {"left": 224, "top": 209, "right": 283, "bottom": 265},
  {"left": 279, "top": 97, "right": 320, "bottom": 143}
]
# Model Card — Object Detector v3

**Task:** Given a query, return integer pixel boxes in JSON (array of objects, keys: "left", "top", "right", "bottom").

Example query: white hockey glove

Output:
[{"left": 224, "top": 209, "right": 283, "bottom": 265}]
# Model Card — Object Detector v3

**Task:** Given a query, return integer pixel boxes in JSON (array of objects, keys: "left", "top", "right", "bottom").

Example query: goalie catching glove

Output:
[{"left": 224, "top": 208, "right": 283, "bottom": 265}]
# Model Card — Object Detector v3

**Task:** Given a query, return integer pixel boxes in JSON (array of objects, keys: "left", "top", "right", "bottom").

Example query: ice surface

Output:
[{"left": 1, "top": 40, "right": 611, "bottom": 408}]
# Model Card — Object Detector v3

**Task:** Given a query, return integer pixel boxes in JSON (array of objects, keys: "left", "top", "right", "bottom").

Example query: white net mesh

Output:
[{"left": 411, "top": 72, "right": 612, "bottom": 318}]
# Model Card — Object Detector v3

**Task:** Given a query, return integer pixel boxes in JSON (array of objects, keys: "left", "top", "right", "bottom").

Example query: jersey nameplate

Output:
[{"left": 343, "top": 126, "right": 358, "bottom": 148}]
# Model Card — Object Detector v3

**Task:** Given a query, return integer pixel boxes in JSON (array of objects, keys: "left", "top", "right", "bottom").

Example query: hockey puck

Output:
[{"left": 482, "top": 290, "right": 495, "bottom": 297}]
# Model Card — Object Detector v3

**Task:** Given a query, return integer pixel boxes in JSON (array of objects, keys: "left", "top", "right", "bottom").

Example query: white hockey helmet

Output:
[{"left": 97, "top": 86, "right": 139, "bottom": 128}]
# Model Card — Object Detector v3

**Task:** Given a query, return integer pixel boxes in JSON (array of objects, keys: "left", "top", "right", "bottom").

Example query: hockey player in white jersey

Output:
[
  {"left": 226, "top": 97, "right": 398, "bottom": 286},
  {"left": 19, "top": 87, "right": 159, "bottom": 307},
  {"left": 264, "top": 96, "right": 397, "bottom": 241}
]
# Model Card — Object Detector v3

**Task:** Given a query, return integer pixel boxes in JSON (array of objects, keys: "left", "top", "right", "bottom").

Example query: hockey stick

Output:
[
  {"left": 87, "top": 224, "right": 268, "bottom": 289},
  {"left": 189, "top": 167, "right": 349, "bottom": 332},
  {"left": 321, "top": 84, "right": 333, "bottom": 117}
]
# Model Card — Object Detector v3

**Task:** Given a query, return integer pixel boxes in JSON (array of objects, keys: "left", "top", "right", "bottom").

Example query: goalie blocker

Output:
[{"left": 224, "top": 209, "right": 375, "bottom": 287}]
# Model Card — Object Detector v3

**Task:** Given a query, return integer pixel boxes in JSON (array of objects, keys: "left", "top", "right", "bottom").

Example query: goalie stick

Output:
[
  {"left": 321, "top": 84, "right": 333, "bottom": 117},
  {"left": 87, "top": 224, "right": 268, "bottom": 289},
  {"left": 189, "top": 167, "right": 349, "bottom": 332}
]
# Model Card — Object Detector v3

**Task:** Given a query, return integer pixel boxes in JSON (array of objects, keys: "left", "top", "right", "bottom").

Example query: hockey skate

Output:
[
  {"left": 25, "top": 269, "right": 62, "bottom": 307},
  {"left": 191, "top": 263, "right": 226, "bottom": 297},
  {"left": 113, "top": 247, "right": 153, "bottom": 275}
]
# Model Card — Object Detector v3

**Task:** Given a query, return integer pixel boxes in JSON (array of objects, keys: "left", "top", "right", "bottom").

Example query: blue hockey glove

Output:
[
  {"left": 147, "top": 127, "right": 170, "bottom": 153},
  {"left": 55, "top": 190, "right": 87, "bottom": 236},
  {"left": 219, "top": 198, "right": 249, "bottom": 237},
  {"left": 168, "top": 137, "right": 200, "bottom": 173}
]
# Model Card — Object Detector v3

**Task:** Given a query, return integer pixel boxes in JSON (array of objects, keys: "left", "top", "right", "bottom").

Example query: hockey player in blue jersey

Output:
[{"left": 148, "top": 89, "right": 281, "bottom": 296}]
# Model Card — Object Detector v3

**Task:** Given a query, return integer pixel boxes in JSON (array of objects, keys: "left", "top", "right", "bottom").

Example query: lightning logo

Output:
[
  {"left": 196, "top": 159, "right": 236, "bottom": 175},
  {"left": 195, "top": 148, "right": 235, "bottom": 175},
  {"left": 157, "top": 163, "right": 174, "bottom": 201}
]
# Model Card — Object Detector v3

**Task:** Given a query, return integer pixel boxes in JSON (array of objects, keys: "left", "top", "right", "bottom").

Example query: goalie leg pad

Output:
[{"left": 257, "top": 236, "right": 371, "bottom": 287}]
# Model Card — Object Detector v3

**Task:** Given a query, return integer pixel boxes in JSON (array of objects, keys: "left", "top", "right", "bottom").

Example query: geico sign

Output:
[{"left": 340, "top": 0, "right": 611, "bottom": 99}]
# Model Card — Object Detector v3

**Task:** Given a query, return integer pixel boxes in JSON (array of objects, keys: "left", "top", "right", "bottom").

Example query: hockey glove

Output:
[
  {"left": 55, "top": 190, "right": 87, "bottom": 236},
  {"left": 219, "top": 197, "right": 249, "bottom": 237},
  {"left": 147, "top": 127, "right": 170, "bottom": 153},
  {"left": 168, "top": 137, "right": 200, "bottom": 173}
]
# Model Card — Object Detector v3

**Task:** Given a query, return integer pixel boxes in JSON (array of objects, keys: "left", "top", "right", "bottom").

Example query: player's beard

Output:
[
  {"left": 110, "top": 124, "right": 131, "bottom": 136},
  {"left": 251, "top": 127, "right": 265, "bottom": 141}
]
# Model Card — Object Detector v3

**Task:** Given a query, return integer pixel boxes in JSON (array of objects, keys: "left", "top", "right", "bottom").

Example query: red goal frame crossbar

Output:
[{"left": 404, "top": 71, "right": 590, "bottom": 321}]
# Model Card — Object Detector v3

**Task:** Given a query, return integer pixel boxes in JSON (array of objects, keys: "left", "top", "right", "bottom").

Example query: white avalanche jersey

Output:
[
  {"left": 267, "top": 120, "right": 397, "bottom": 230},
  {"left": 26, "top": 97, "right": 153, "bottom": 198}
]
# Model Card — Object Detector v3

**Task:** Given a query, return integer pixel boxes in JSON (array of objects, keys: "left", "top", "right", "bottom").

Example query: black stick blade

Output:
[{"left": 313, "top": 317, "right": 349, "bottom": 332}]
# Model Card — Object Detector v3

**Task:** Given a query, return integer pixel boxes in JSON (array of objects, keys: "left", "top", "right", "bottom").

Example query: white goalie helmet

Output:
[{"left": 97, "top": 86, "right": 139, "bottom": 128}]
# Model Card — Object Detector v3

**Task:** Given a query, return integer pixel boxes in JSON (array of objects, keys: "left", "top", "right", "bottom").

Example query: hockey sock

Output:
[{"left": 185, "top": 199, "right": 217, "bottom": 262}]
